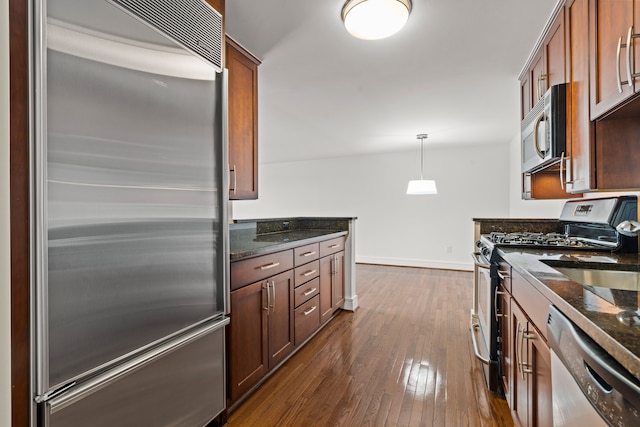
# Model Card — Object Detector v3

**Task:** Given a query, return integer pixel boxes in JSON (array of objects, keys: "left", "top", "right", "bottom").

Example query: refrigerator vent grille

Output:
[{"left": 110, "top": 0, "right": 223, "bottom": 70}]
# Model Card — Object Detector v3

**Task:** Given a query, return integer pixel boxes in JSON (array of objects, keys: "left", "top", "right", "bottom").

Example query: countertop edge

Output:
[{"left": 230, "top": 230, "right": 348, "bottom": 261}]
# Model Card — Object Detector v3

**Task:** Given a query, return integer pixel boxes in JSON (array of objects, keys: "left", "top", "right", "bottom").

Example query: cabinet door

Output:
[
  {"left": 267, "top": 270, "right": 294, "bottom": 369},
  {"left": 511, "top": 301, "right": 529, "bottom": 427},
  {"left": 521, "top": 74, "right": 532, "bottom": 119},
  {"left": 590, "top": 0, "right": 635, "bottom": 119},
  {"left": 528, "top": 330, "right": 552, "bottom": 427},
  {"left": 566, "top": 0, "right": 595, "bottom": 192},
  {"left": 204, "top": 0, "right": 224, "bottom": 16},
  {"left": 319, "top": 255, "right": 333, "bottom": 324},
  {"left": 511, "top": 300, "right": 552, "bottom": 427},
  {"left": 226, "top": 38, "right": 259, "bottom": 200},
  {"left": 545, "top": 7, "right": 566, "bottom": 89},
  {"left": 332, "top": 251, "right": 345, "bottom": 309},
  {"left": 498, "top": 284, "right": 512, "bottom": 406},
  {"left": 530, "top": 51, "right": 546, "bottom": 106},
  {"left": 228, "top": 281, "right": 268, "bottom": 403}
]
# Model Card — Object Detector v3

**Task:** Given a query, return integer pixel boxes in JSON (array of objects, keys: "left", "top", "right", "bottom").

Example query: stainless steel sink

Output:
[
  {"left": 543, "top": 261, "right": 640, "bottom": 313},
  {"left": 552, "top": 266, "right": 640, "bottom": 291}
]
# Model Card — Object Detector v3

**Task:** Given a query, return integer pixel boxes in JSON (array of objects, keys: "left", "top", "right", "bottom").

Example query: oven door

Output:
[{"left": 471, "top": 252, "right": 501, "bottom": 393}]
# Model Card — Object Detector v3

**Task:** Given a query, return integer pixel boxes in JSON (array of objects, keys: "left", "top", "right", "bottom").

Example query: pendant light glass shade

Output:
[
  {"left": 341, "top": 0, "right": 413, "bottom": 40},
  {"left": 407, "top": 134, "right": 438, "bottom": 195},
  {"left": 406, "top": 179, "right": 437, "bottom": 195}
]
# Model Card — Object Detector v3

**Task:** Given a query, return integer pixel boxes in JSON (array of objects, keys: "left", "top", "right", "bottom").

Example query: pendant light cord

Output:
[{"left": 417, "top": 134, "right": 428, "bottom": 180}]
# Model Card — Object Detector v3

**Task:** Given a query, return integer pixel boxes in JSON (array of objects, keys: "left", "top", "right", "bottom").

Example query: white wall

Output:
[
  {"left": 233, "top": 143, "right": 511, "bottom": 271},
  {"left": 1, "top": 0, "right": 12, "bottom": 424}
]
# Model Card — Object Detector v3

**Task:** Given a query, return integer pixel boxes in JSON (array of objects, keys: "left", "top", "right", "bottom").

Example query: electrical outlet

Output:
[{"left": 446, "top": 245, "right": 453, "bottom": 254}]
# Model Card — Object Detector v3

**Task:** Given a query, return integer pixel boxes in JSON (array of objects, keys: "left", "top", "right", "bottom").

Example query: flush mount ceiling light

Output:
[
  {"left": 407, "top": 133, "right": 438, "bottom": 195},
  {"left": 341, "top": 0, "right": 413, "bottom": 40}
]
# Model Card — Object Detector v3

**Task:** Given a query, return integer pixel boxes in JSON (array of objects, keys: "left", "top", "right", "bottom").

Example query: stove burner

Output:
[{"left": 487, "top": 232, "right": 610, "bottom": 249}]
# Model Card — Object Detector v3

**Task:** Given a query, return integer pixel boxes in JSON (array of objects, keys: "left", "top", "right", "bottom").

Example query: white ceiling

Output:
[{"left": 225, "top": 0, "right": 559, "bottom": 164}]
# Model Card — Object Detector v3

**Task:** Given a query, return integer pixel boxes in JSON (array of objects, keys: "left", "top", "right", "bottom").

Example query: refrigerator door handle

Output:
[
  {"left": 34, "top": 381, "right": 76, "bottom": 404},
  {"left": 220, "top": 68, "right": 230, "bottom": 316},
  {"left": 46, "top": 317, "right": 229, "bottom": 413}
]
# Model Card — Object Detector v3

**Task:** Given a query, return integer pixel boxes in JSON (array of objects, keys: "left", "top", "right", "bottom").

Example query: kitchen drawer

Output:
[
  {"left": 294, "top": 294, "right": 320, "bottom": 346},
  {"left": 294, "top": 277, "right": 319, "bottom": 308},
  {"left": 294, "top": 243, "right": 320, "bottom": 266},
  {"left": 319, "top": 236, "right": 345, "bottom": 257},
  {"left": 294, "top": 260, "right": 319, "bottom": 288},
  {"left": 511, "top": 271, "right": 551, "bottom": 341},
  {"left": 230, "top": 250, "right": 293, "bottom": 291}
]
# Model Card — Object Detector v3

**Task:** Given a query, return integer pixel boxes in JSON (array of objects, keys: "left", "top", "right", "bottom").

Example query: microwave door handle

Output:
[
  {"left": 533, "top": 112, "right": 546, "bottom": 159},
  {"left": 560, "top": 151, "right": 565, "bottom": 190}
]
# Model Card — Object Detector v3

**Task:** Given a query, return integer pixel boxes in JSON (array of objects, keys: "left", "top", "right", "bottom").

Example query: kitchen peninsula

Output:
[{"left": 227, "top": 217, "right": 357, "bottom": 408}]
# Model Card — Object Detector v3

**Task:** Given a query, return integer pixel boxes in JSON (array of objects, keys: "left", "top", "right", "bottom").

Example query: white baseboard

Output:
[
  {"left": 355, "top": 256, "right": 473, "bottom": 272},
  {"left": 342, "top": 295, "right": 358, "bottom": 312}
]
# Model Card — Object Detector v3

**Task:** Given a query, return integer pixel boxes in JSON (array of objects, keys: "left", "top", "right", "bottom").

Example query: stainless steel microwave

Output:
[{"left": 521, "top": 83, "right": 566, "bottom": 173}]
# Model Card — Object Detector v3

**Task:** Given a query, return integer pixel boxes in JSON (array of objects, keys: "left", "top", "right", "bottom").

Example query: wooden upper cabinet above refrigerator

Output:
[
  {"left": 226, "top": 37, "right": 260, "bottom": 200},
  {"left": 589, "top": 0, "right": 640, "bottom": 119}
]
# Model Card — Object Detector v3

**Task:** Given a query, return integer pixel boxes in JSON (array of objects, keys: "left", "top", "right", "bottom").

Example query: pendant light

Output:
[
  {"left": 407, "top": 134, "right": 437, "bottom": 195},
  {"left": 341, "top": 0, "right": 413, "bottom": 40}
]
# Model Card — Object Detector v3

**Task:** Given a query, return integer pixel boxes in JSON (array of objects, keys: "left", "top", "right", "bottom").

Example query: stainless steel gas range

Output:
[{"left": 470, "top": 196, "right": 638, "bottom": 396}]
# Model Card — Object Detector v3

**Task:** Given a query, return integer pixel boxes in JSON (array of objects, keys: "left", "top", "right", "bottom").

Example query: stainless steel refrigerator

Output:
[{"left": 31, "top": 1, "right": 229, "bottom": 425}]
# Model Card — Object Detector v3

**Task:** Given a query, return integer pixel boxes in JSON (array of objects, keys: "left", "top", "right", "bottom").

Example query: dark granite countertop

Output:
[
  {"left": 497, "top": 246, "right": 640, "bottom": 381},
  {"left": 229, "top": 217, "right": 354, "bottom": 261}
]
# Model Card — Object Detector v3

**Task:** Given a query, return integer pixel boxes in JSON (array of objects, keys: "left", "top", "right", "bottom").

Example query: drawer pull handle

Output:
[
  {"left": 303, "top": 305, "right": 317, "bottom": 316},
  {"left": 303, "top": 269, "right": 317, "bottom": 277},
  {"left": 259, "top": 262, "right": 280, "bottom": 270},
  {"left": 303, "top": 287, "right": 317, "bottom": 296},
  {"left": 302, "top": 251, "right": 316, "bottom": 257},
  {"left": 328, "top": 244, "right": 340, "bottom": 249}
]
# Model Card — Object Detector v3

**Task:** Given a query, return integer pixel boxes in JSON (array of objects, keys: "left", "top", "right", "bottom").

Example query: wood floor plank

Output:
[{"left": 226, "top": 264, "right": 514, "bottom": 426}]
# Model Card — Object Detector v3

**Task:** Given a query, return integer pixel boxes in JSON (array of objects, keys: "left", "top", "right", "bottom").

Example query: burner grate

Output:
[{"left": 487, "top": 231, "right": 612, "bottom": 249}]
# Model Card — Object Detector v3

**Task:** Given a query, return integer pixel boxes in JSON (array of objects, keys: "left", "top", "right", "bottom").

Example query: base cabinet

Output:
[
  {"left": 497, "top": 262, "right": 512, "bottom": 406},
  {"left": 228, "top": 235, "right": 347, "bottom": 406},
  {"left": 511, "top": 301, "right": 552, "bottom": 427},
  {"left": 497, "top": 261, "right": 552, "bottom": 427},
  {"left": 228, "top": 269, "right": 294, "bottom": 403},
  {"left": 319, "top": 250, "right": 345, "bottom": 324}
]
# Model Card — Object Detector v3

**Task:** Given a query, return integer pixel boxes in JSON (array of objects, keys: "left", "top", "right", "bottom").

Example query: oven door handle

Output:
[
  {"left": 471, "top": 252, "right": 490, "bottom": 269},
  {"left": 470, "top": 318, "right": 490, "bottom": 365}
]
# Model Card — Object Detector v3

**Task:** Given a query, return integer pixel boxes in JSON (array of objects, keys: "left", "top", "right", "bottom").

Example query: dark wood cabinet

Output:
[
  {"left": 226, "top": 37, "right": 260, "bottom": 200},
  {"left": 564, "top": 0, "right": 640, "bottom": 192},
  {"left": 318, "top": 237, "right": 346, "bottom": 324},
  {"left": 511, "top": 302, "right": 552, "bottom": 427},
  {"left": 511, "top": 301, "right": 529, "bottom": 427},
  {"left": 333, "top": 251, "right": 345, "bottom": 309},
  {"left": 501, "top": 267, "right": 552, "bottom": 427},
  {"left": 267, "top": 270, "right": 295, "bottom": 368},
  {"left": 520, "top": 6, "right": 576, "bottom": 199},
  {"left": 521, "top": 7, "right": 566, "bottom": 119},
  {"left": 228, "top": 235, "right": 348, "bottom": 406},
  {"left": 228, "top": 280, "right": 268, "bottom": 403},
  {"left": 228, "top": 268, "right": 293, "bottom": 404},
  {"left": 565, "top": 0, "right": 595, "bottom": 193},
  {"left": 520, "top": 0, "right": 640, "bottom": 196},
  {"left": 204, "top": 0, "right": 225, "bottom": 17},
  {"left": 589, "top": 0, "right": 640, "bottom": 119},
  {"left": 497, "top": 263, "right": 512, "bottom": 406}
]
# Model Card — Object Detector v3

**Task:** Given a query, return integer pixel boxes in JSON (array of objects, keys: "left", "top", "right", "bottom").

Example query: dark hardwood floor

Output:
[{"left": 226, "top": 264, "right": 514, "bottom": 426}]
